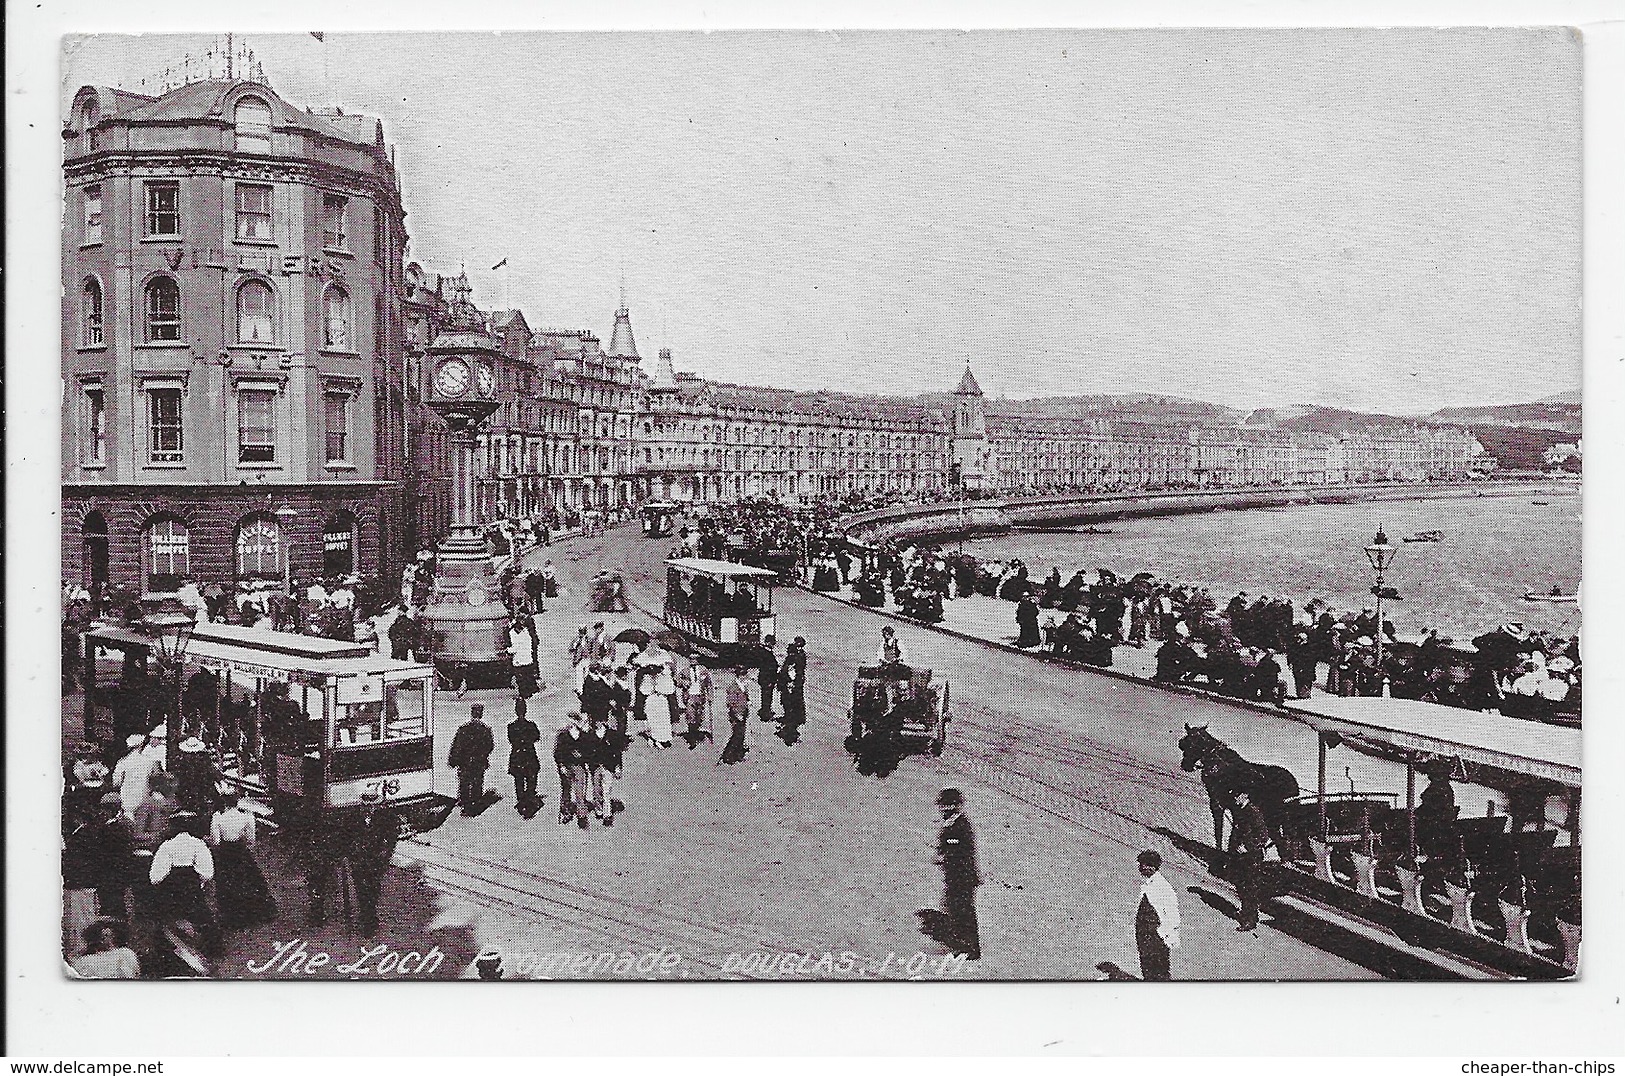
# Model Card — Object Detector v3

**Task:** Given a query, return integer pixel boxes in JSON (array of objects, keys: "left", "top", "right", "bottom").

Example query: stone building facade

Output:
[{"left": 62, "top": 76, "right": 410, "bottom": 595}]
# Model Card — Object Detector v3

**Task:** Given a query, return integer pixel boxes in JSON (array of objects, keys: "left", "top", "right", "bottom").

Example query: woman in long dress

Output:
[
  {"left": 208, "top": 793, "right": 276, "bottom": 931},
  {"left": 641, "top": 649, "right": 675, "bottom": 747}
]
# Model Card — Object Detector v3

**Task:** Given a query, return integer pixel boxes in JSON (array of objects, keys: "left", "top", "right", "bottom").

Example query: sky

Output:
[{"left": 61, "top": 28, "right": 1582, "bottom": 413}]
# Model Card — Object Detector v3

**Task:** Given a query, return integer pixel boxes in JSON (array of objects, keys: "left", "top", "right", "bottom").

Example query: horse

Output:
[{"left": 1177, "top": 724, "right": 1302, "bottom": 856}]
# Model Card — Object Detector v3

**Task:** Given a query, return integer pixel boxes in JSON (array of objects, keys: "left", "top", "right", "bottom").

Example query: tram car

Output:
[
  {"left": 80, "top": 621, "right": 445, "bottom": 829},
  {"left": 640, "top": 501, "right": 682, "bottom": 539},
  {"left": 846, "top": 663, "right": 950, "bottom": 760},
  {"left": 661, "top": 558, "right": 778, "bottom": 662}
]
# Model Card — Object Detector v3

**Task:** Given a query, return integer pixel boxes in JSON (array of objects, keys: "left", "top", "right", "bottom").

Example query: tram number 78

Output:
[{"left": 364, "top": 778, "right": 402, "bottom": 799}]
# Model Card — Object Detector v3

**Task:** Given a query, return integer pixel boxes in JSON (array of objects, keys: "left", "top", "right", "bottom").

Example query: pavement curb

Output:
[{"left": 795, "top": 580, "right": 1309, "bottom": 725}]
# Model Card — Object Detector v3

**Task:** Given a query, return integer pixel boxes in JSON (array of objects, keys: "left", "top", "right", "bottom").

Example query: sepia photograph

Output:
[{"left": 43, "top": 17, "right": 1592, "bottom": 1003}]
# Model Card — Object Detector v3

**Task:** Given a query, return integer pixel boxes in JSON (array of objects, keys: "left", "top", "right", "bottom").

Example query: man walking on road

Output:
[
  {"left": 447, "top": 704, "right": 495, "bottom": 815},
  {"left": 506, "top": 697, "right": 542, "bottom": 817},
  {"left": 778, "top": 637, "right": 807, "bottom": 738},
  {"left": 1230, "top": 790, "right": 1269, "bottom": 932},
  {"left": 755, "top": 636, "right": 780, "bottom": 723},
  {"left": 934, "top": 788, "right": 982, "bottom": 960},
  {"left": 349, "top": 788, "right": 401, "bottom": 938},
  {"left": 554, "top": 712, "right": 593, "bottom": 829},
  {"left": 1134, "top": 850, "right": 1180, "bottom": 981},
  {"left": 719, "top": 668, "right": 752, "bottom": 765}
]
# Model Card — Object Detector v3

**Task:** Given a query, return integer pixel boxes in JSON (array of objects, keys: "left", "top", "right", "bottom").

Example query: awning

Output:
[{"left": 1287, "top": 696, "right": 1579, "bottom": 787}]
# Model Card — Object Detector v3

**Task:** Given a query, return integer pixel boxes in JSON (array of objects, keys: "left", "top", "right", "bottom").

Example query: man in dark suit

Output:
[
  {"left": 349, "top": 789, "right": 401, "bottom": 937},
  {"left": 553, "top": 713, "right": 592, "bottom": 829},
  {"left": 506, "top": 697, "right": 542, "bottom": 816},
  {"left": 934, "top": 788, "right": 982, "bottom": 959},
  {"left": 1230, "top": 790, "right": 1269, "bottom": 932},
  {"left": 755, "top": 636, "right": 779, "bottom": 723},
  {"left": 447, "top": 704, "right": 494, "bottom": 815},
  {"left": 778, "top": 637, "right": 808, "bottom": 733}
]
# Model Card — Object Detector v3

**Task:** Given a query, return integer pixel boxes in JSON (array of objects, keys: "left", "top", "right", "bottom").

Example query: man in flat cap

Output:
[
  {"left": 447, "top": 704, "right": 494, "bottom": 815},
  {"left": 934, "top": 788, "right": 982, "bottom": 960}
]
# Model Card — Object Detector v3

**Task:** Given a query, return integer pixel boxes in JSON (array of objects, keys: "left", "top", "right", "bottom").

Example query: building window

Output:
[
  {"left": 146, "top": 386, "right": 183, "bottom": 463},
  {"left": 143, "top": 277, "right": 182, "bottom": 342},
  {"left": 143, "top": 518, "right": 190, "bottom": 592},
  {"left": 324, "top": 390, "right": 351, "bottom": 463},
  {"left": 80, "top": 385, "right": 106, "bottom": 464},
  {"left": 82, "top": 99, "right": 102, "bottom": 150},
  {"left": 236, "top": 280, "right": 275, "bottom": 344},
  {"left": 81, "top": 278, "right": 104, "bottom": 347},
  {"left": 322, "top": 286, "right": 352, "bottom": 349},
  {"left": 82, "top": 185, "right": 103, "bottom": 244},
  {"left": 144, "top": 182, "right": 180, "bottom": 237},
  {"left": 235, "top": 183, "right": 273, "bottom": 241},
  {"left": 238, "top": 387, "right": 277, "bottom": 464},
  {"left": 235, "top": 517, "right": 282, "bottom": 579},
  {"left": 234, "top": 97, "right": 272, "bottom": 152},
  {"left": 322, "top": 193, "right": 348, "bottom": 250}
]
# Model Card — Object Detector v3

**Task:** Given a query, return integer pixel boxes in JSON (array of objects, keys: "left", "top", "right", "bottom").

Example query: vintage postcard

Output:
[{"left": 53, "top": 27, "right": 1582, "bottom": 993}]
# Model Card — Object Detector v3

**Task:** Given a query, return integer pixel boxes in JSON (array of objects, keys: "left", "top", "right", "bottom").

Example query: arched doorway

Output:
[
  {"left": 323, "top": 510, "right": 357, "bottom": 578},
  {"left": 81, "top": 511, "right": 110, "bottom": 593}
]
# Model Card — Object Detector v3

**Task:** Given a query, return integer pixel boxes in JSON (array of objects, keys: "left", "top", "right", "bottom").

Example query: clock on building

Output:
[
  {"left": 476, "top": 361, "right": 496, "bottom": 398},
  {"left": 434, "top": 358, "right": 472, "bottom": 398}
]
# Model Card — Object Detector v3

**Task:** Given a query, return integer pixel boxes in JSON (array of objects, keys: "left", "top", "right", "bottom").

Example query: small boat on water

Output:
[
  {"left": 1524, "top": 589, "right": 1578, "bottom": 604},
  {"left": 1402, "top": 530, "right": 1444, "bottom": 543},
  {"left": 1532, "top": 501, "right": 1550, "bottom": 506}
]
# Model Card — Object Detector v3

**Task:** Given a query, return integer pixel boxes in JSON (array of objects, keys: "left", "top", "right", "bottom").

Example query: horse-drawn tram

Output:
[
  {"left": 661, "top": 558, "right": 778, "bottom": 662},
  {"left": 82, "top": 621, "right": 442, "bottom": 826},
  {"left": 1191, "top": 696, "right": 1581, "bottom": 979}
]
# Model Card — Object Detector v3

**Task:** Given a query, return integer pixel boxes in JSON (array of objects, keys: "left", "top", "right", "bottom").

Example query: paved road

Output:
[{"left": 414, "top": 525, "right": 1378, "bottom": 980}]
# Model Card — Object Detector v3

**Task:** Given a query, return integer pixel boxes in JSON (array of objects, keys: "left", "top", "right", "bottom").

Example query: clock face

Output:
[
  {"left": 476, "top": 362, "right": 496, "bottom": 398},
  {"left": 434, "top": 358, "right": 471, "bottom": 398}
]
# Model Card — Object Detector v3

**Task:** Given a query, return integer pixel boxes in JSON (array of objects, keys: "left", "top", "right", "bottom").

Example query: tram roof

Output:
[
  {"left": 664, "top": 557, "right": 779, "bottom": 580},
  {"left": 1288, "top": 696, "right": 1579, "bottom": 787},
  {"left": 86, "top": 621, "right": 434, "bottom": 681}
]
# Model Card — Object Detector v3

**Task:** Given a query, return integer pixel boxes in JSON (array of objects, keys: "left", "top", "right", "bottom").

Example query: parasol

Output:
[{"left": 614, "top": 627, "right": 651, "bottom": 646}]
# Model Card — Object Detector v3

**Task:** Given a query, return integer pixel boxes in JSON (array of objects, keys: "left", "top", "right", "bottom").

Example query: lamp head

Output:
[{"left": 1364, "top": 525, "right": 1396, "bottom": 573}]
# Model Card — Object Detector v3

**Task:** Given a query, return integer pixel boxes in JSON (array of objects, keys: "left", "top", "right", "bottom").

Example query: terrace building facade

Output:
[{"left": 62, "top": 75, "right": 411, "bottom": 596}]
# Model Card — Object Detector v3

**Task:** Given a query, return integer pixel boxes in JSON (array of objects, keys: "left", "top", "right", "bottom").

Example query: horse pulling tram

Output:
[
  {"left": 1178, "top": 697, "right": 1579, "bottom": 978},
  {"left": 82, "top": 621, "right": 445, "bottom": 830},
  {"left": 661, "top": 558, "right": 778, "bottom": 663}
]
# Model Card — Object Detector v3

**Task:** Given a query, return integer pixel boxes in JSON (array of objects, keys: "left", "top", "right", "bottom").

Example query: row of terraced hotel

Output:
[{"left": 61, "top": 71, "right": 1488, "bottom": 596}]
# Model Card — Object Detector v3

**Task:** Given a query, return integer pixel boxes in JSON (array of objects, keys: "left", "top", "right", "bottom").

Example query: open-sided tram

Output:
[
  {"left": 640, "top": 501, "right": 682, "bottom": 539},
  {"left": 1278, "top": 696, "right": 1580, "bottom": 978},
  {"left": 82, "top": 621, "right": 441, "bottom": 826},
  {"left": 661, "top": 557, "right": 778, "bottom": 663}
]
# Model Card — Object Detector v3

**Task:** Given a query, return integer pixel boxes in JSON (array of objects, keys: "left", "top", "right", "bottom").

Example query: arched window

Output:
[
  {"left": 83, "top": 99, "right": 101, "bottom": 150},
  {"left": 322, "top": 286, "right": 352, "bottom": 349},
  {"left": 81, "top": 278, "right": 104, "bottom": 347},
  {"left": 234, "top": 97, "right": 272, "bottom": 152},
  {"left": 235, "top": 515, "right": 283, "bottom": 579},
  {"left": 236, "top": 279, "right": 275, "bottom": 344},
  {"left": 142, "top": 517, "right": 190, "bottom": 592},
  {"left": 143, "top": 277, "right": 181, "bottom": 342}
]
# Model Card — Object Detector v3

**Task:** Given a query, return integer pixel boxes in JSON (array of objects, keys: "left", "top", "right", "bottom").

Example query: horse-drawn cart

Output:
[{"left": 845, "top": 664, "right": 949, "bottom": 771}]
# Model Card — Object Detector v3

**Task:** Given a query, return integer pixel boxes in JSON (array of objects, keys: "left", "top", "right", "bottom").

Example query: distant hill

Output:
[
  {"left": 1539, "top": 389, "right": 1582, "bottom": 405},
  {"left": 934, "top": 392, "right": 1241, "bottom": 425},
  {"left": 1428, "top": 400, "right": 1581, "bottom": 433}
]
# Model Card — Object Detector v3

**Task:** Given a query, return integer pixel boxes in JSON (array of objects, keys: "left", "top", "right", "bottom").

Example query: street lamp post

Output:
[
  {"left": 1363, "top": 525, "right": 1398, "bottom": 697},
  {"left": 141, "top": 596, "right": 196, "bottom": 768}
]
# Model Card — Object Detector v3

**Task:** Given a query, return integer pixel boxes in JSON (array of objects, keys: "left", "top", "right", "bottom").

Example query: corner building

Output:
[{"left": 61, "top": 77, "right": 410, "bottom": 595}]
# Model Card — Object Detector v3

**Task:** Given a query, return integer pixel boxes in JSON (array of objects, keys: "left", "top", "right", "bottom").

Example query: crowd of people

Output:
[{"left": 62, "top": 726, "right": 278, "bottom": 977}]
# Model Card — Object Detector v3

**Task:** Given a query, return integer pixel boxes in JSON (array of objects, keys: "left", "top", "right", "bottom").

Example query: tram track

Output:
[{"left": 403, "top": 836, "right": 863, "bottom": 978}]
